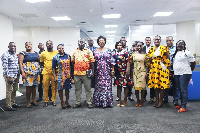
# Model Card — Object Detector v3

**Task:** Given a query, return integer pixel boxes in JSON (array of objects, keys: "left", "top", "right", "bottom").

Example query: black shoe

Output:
[
  {"left": 73, "top": 104, "right": 81, "bottom": 108},
  {"left": 12, "top": 104, "right": 21, "bottom": 108},
  {"left": 128, "top": 97, "right": 134, "bottom": 101},
  {"left": 31, "top": 102, "right": 38, "bottom": 106},
  {"left": 163, "top": 100, "right": 168, "bottom": 103},
  {"left": 52, "top": 101, "right": 56, "bottom": 106},
  {"left": 36, "top": 98, "right": 43, "bottom": 102},
  {"left": 115, "top": 98, "right": 119, "bottom": 101},
  {"left": 7, "top": 107, "right": 16, "bottom": 111}
]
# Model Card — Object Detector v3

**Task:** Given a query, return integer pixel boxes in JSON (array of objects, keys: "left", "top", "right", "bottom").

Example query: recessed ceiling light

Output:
[
  {"left": 25, "top": 0, "right": 51, "bottom": 3},
  {"left": 102, "top": 14, "right": 121, "bottom": 18},
  {"left": 153, "top": 12, "right": 173, "bottom": 17},
  {"left": 105, "top": 31, "right": 116, "bottom": 33},
  {"left": 105, "top": 25, "right": 118, "bottom": 28},
  {"left": 51, "top": 16, "right": 71, "bottom": 21},
  {"left": 107, "top": 35, "right": 115, "bottom": 37}
]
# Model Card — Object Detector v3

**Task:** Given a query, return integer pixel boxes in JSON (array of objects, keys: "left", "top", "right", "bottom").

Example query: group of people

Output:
[{"left": 1, "top": 35, "right": 196, "bottom": 113}]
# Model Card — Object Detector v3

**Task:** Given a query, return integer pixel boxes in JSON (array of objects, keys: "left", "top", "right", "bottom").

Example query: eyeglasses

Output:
[
  {"left": 47, "top": 43, "right": 53, "bottom": 45},
  {"left": 154, "top": 39, "right": 160, "bottom": 41},
  {"left": 120, "top": 40, "right": 127, "bottom": 42}
]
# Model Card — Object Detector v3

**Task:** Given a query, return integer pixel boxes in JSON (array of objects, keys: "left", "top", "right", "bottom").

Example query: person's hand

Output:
[
  {"left": 111, "top": 71, "right": 115, "bottom": 78},
  {"left": 22, "top": 72, "right": 26, "bottom": 79},
  {"left": 90, "top": 73, "right": 94, "bottom": 78},
  {"left": 145, "top": 73, "right": 149, "bottom": 81},
  {"left": 54, "top": 78, "right": 57, "bottom": 83},
  {"left": 8, "top": 77, "right": 14, "bottom": 84},
  {"left": 126, "top": 70, "right": 130, "bottom": 77}
]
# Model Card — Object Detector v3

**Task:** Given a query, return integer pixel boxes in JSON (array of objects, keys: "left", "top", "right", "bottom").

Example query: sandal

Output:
[
  {"left": 52, "top": 101, "right": 56, "bottom": 106},
  {"left": 65, "top": 101, "right": 71, "bottom": 108},
  {"left": 178, "top": 108, "right": 187, "bottom": 112},
  {"left": 121, "top": 101, "right": 128, "bottom": 107},
  {"left": 43, "top": 102, "right": 48, "bottom": 107},
  {"left": 31, "top": 102, "right": 38, "bottom": 106},
  {"left": 117, "top": 100, "right": 122, "bottom": 107},
  {"left": 156, "top": 104, "right": 163, "bottom": 108}
]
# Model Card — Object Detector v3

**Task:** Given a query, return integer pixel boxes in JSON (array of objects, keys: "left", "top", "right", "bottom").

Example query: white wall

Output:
[
  {"left": 49, "top": 28, "right": 80, "bottom": 55},
  {"left": 13, "top": 28, "right": 30, "bottom": 54},
  {"left": 14, "top": 27, "right": 80, "bottom": 55},
  {"left": 0, "top": 15, "right": 13, "bottom": 100},
  {"left": 176, "top": 21, "right": 196, "bottom": 54}
]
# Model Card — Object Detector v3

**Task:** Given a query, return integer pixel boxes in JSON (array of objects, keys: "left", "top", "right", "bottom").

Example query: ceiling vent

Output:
[
  {"left": 19, "top": 13, "right": 39, "bottom": 18},
  {"left": 134, "top": 20, "right": 146, "bottom": 22},
  {"left": 78, "top": 22, "right": 87, "bottom": 25},
  {"left": 187, "top": 7, "right": 200, "bottom": 12},
  {"left": 87, "top": 31, "right": 93, "bottom": 32}
]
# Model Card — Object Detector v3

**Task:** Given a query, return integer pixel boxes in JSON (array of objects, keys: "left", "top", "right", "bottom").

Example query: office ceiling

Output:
[{"left": 0, "top": 0, "right": 200, "bottom": 42}]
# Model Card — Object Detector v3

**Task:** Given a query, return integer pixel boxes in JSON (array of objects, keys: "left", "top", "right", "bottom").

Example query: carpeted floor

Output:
[{"left": 0, "top": 84, "right": 200, "bottom": 133}]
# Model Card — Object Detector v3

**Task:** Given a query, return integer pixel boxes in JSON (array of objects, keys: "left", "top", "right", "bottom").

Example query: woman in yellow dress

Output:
[
  {"left": 148, "top": 35, "right": 171, "bottom": 108},
  {"left": 130, "top": 42, "right": 148, "bottom": 107}
]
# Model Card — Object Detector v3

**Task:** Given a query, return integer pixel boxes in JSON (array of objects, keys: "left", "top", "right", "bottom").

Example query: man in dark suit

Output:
[{"left": 143, "top": 37, "right": 154, "bottom": 102}]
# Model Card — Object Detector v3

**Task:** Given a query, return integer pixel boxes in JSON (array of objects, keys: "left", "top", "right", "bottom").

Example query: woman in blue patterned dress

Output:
[
  {"left": 52, "top": 44, "right": 71, "bottom": 109},
  {"left": 19, "top": 42, "right": 40, "bottom": 108},
  {"left": 113, "top": 41, "right": 131, "bottom": 107},
  {"left": 93, "top": 36, "right": 115, "bottom": 108}
]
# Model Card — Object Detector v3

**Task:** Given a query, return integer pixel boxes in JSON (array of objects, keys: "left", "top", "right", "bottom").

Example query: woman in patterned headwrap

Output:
[{"left": 148, "top": 35, "right": 171, "bottom": 108}]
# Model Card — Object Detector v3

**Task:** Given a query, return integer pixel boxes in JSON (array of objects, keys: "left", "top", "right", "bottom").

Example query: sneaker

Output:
[
  {"left": 73, "top": 104, "right": 81, "bottom": 108},
  {"left": 175, "top": 105, "right": 181, "bottom": 109},
  {"left": 115, "top": 98, "right": 119, "bottom": 101},
  {"left": 7, "top": 107, "right": 16, "bottom": 111},
  {"left": 87, "top": 104, "right": 93, "bottom": 109},
  {"left": 178, "top": 108, "right": 187, "bottom": 112}
]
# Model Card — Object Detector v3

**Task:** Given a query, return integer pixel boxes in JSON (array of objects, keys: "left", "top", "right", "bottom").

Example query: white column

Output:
[{"left": 0, "top": 15, "right": 13, "bottom": 100}]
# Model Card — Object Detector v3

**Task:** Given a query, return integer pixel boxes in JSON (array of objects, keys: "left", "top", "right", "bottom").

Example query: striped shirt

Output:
[{"left": 1, "top": 51, "right": 19, "bottom": 78}]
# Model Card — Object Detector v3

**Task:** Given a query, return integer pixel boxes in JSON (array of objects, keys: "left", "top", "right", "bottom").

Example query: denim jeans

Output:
[{"left": 174, "top": 74, "right": 192, "bottom": 108}]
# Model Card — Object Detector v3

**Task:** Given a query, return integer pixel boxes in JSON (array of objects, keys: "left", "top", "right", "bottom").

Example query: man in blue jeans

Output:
[{"left": 163, "top": 36, "right": 177, "bottom": 103}]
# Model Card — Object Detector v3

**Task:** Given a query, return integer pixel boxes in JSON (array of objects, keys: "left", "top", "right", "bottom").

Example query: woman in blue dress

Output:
[
  {"left": 19, "top": 42, "right": 40, "bottom": 108},
  {"left": 52, "top": 44, "right": 72, "bottom": 109}
]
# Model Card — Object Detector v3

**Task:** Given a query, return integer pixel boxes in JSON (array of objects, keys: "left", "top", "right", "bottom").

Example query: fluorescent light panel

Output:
[
  {"left": 51, "top": 16, "right": 71, "bottom": 21},
  {"left": 102, "top": 14, "right": 121, "bottom": 18},
  {"left": 25, "top": 0, "right": 51, "bottom": 3},
  {"left": 153, "top": 12, "right": 173, "bottom": 17},
  {"left": 107, "top": 35, "right": 115, "bottom": 37},
  {"left": 105, "top": 31, "right": 116, "bottom": 33},
  {"left": 105, "top": 25, "right": 118, "bottom": 28},
  {"left": 107, "top": 38, "right": 114, "bottom": 40}
]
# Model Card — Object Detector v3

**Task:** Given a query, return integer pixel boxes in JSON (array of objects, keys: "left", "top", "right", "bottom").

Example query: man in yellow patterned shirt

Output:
[
  {"left": 40, "top": 40, "right": 58, "bottom": 107},
  {"left": 71, "top": 38, "right": 95, "bottom": 109}
]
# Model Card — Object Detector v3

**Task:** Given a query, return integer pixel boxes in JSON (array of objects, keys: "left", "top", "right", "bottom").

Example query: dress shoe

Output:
[
  {"left": 52, "top": 101, "right": 56, "bottom": 106},
  {"left": 73, "top": 104, "right": 81, "bottom": 108},
  {"left": 163, "top": 100, "right": 168, "bottom": 103},
  {"left": 87, "top": 104, "right": 93, "bottom": 109},
  {"left": 12, "top": 104, "right": 21, "bottom": 108},
  {"left": 7, "top": 107, "right": 16, "bottom": 111},
  {"left": 36, "top": 98, "right": 43, "bottom": 102},
  {"left": 31, "top": 102, "right": 38, "bottom": 106}
]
